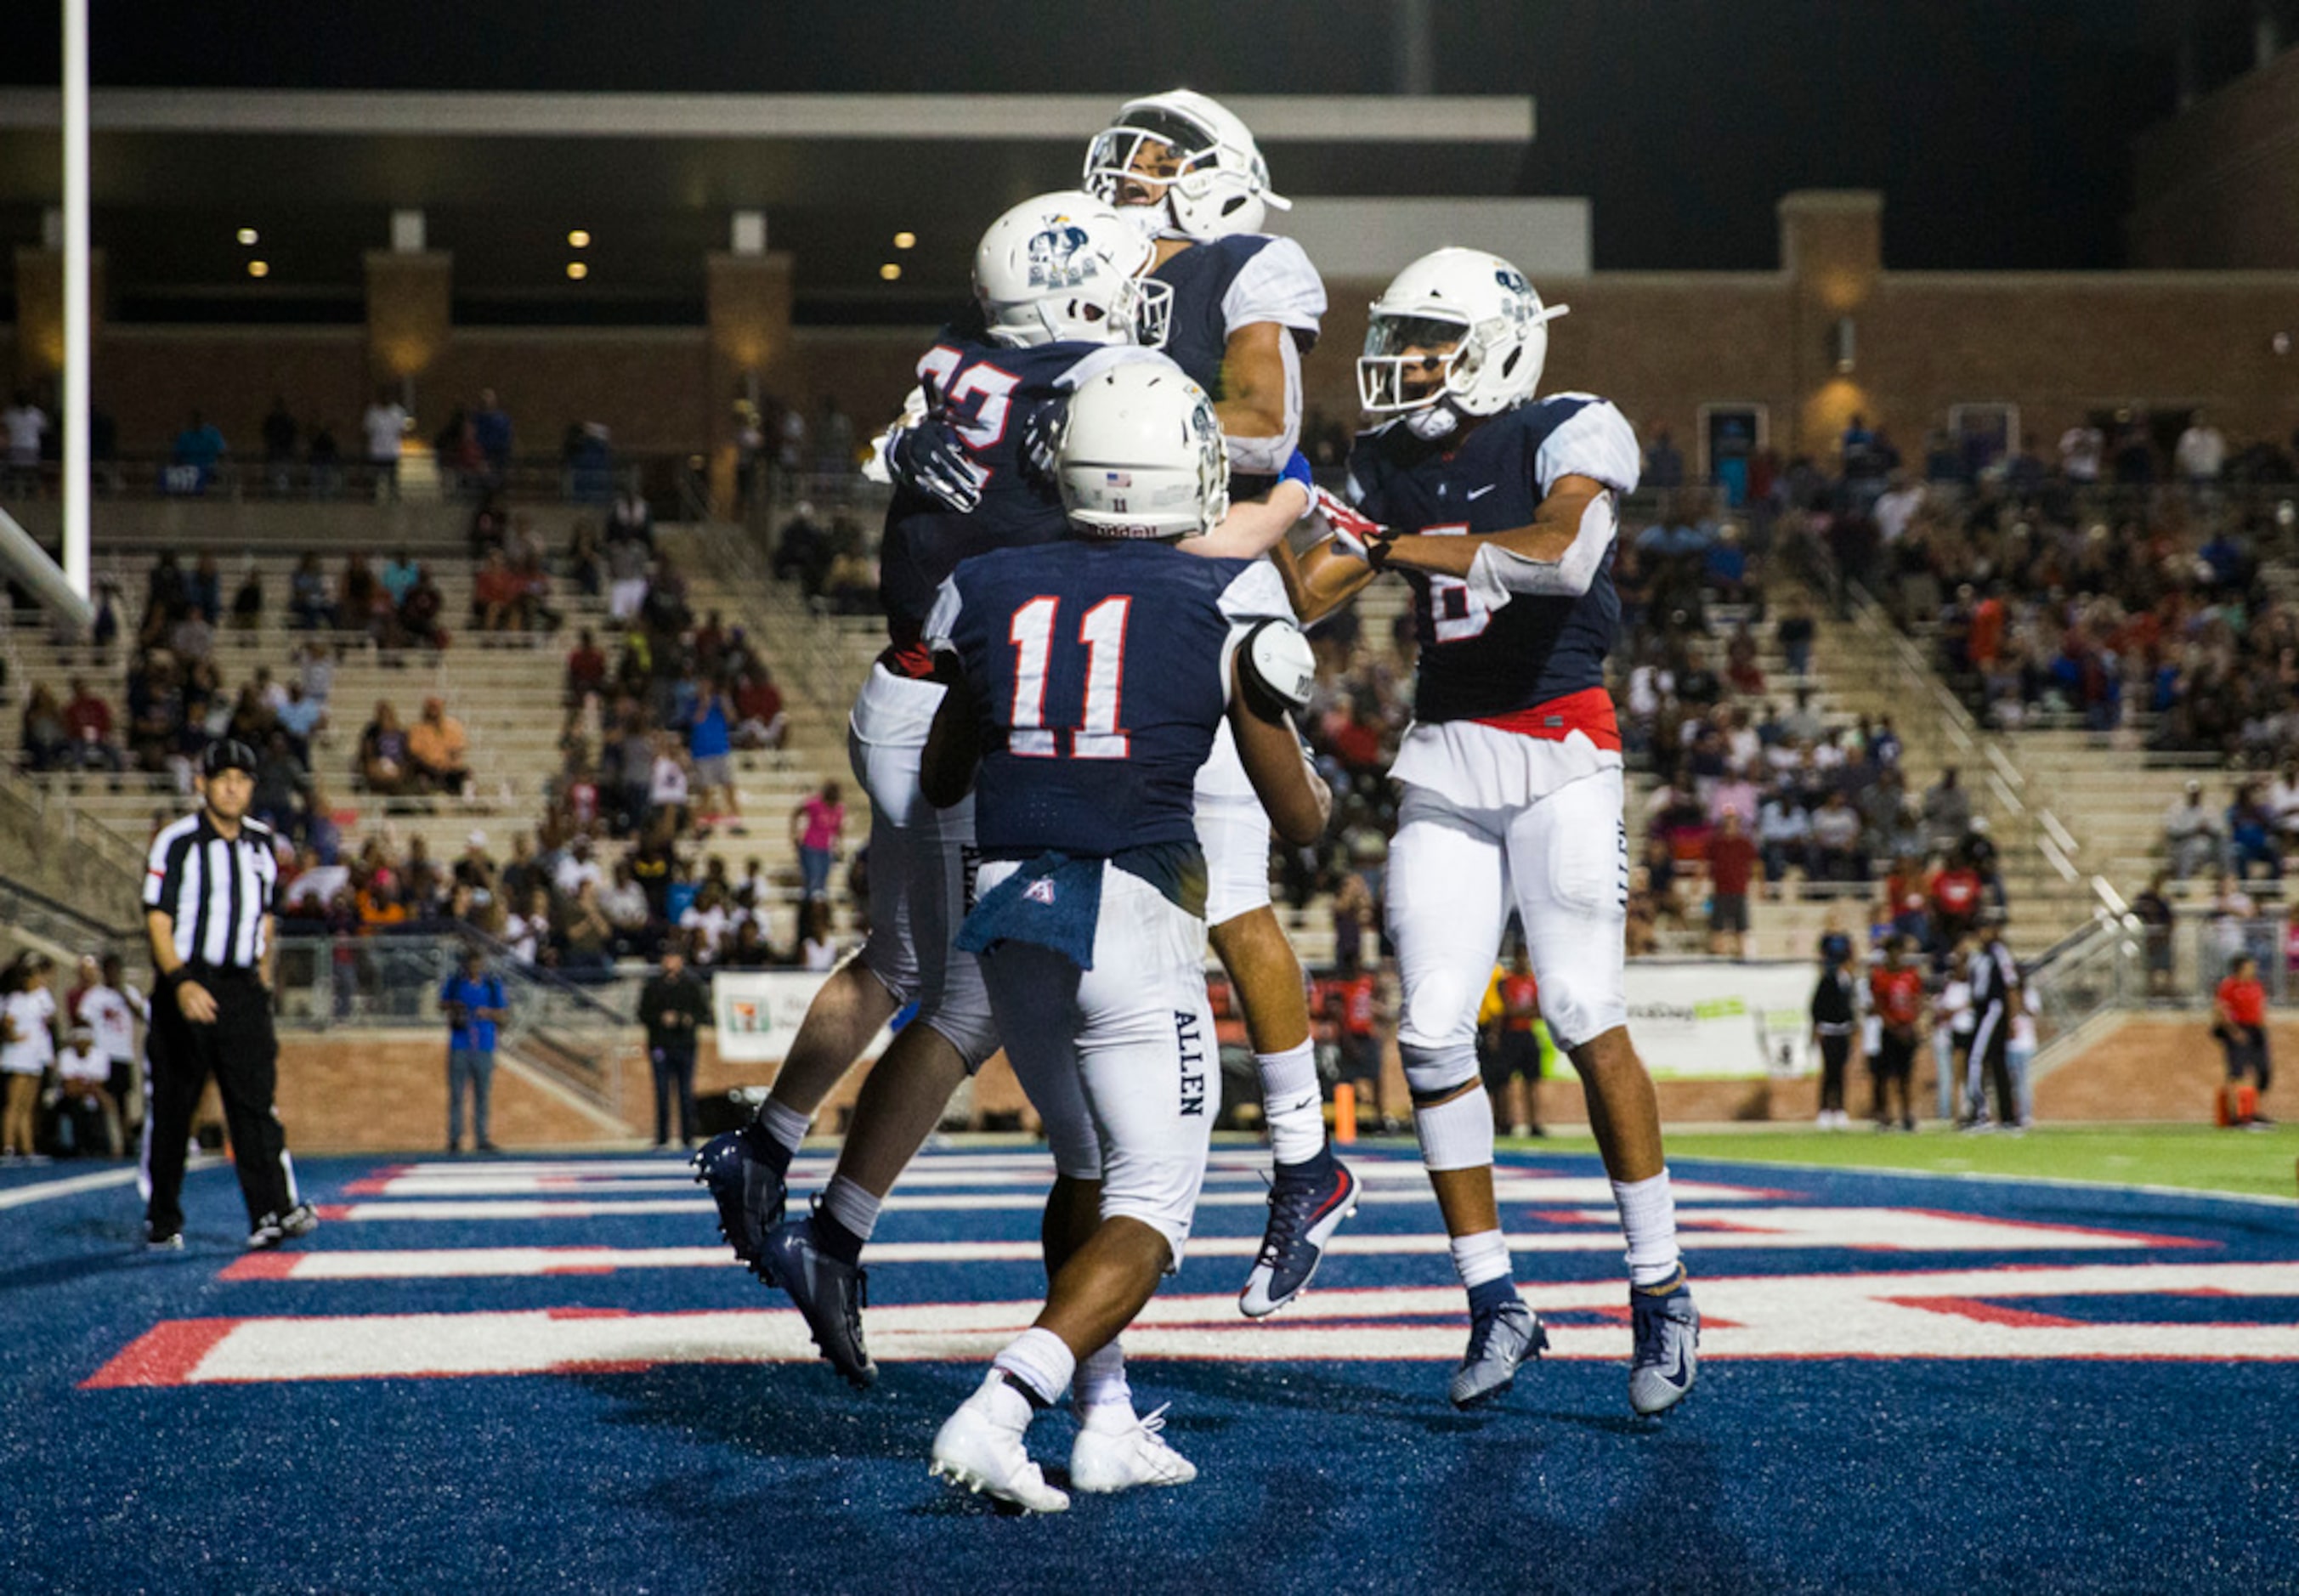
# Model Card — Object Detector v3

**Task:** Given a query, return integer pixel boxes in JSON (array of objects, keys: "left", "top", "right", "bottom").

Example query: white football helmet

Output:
[
  {"left": 1356, "top": 247, "right": 1568, "bottom": 427},
  {"left": 1056, "top": 357, "right": 1231, "bottom": 539},
  {"left": 1082, "top": 89, "right": 1290, "bottom": 242},
  {"left": 973, "top": 190, "right": 1173, "bottom": 349}
]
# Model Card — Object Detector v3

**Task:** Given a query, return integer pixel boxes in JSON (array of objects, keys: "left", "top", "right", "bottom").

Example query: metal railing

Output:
[{"left": 270, "top": 928, "right": 638, "bottom": 1113}]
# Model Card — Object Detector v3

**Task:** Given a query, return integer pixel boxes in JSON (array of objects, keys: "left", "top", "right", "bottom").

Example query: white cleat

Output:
[
  {"left": 929, "top": 1372, "right": 1069, "bottom": 1514},
  {"left": 1068, "top": 1405, "right": 1198, "bottom": 1495}
]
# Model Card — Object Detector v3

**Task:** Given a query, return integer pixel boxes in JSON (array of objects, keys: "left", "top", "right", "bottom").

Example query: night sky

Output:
[{"left": 9, "top": 0, "right": 2287, "bottom": 271}]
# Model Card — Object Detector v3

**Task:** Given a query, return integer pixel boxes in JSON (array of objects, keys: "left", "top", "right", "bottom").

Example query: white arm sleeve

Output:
[
  {"left": 1219, "top": 237, "right": 1323, "bottom": 476},
  {"left": 1223, "top": 332, "right": 1303, "bottom": 476},
  {"left": 1532, "top": 397, "right": 1642, "bottom": 495},
  {"left": 1464, "top": 489, "right": 1618, "bottom": 609},
  {"left": 1219, "top": 236, "right": 1326, "bottom": 337},
  {"left": 922, "top": 576, "right": 965, "bottom": 654}
]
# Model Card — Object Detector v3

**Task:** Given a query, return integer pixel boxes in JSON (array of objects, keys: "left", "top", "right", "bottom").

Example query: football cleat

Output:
[
  {"left": 1448, "top": 1295, "right": 1546, "bottom": 1410},
  {"left": 276, "top": 1202, "right": 320, "bottom": 1240},
  {"left": 1628, "top": 1268, "right": 1701, "bottom": 1418},
  {"left": 244, "top": 1213, "right": 286, "bottom": 1251},
  {"left": 930, "top": 1372, "right": 1069, "bottom": 1514},
  {"left": 760, "top": 1214, "right": 877, "bottom": 1389},
  {"left": 691, "top": 1123, "right": 787, "bottom": 1265},
  {"left": 1069, "top": 1405, "right": 1198, "bottom": 1494},
  {"left": 1239, "top": 1154, "right": 1358, "bottom": 1317},
  {"left": 144, "top": 1226, "right": 184, "bottom": 1252}
]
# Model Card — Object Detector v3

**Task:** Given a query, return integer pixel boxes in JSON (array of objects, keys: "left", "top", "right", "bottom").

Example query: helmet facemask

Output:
[{"left": 1357, "top": 312, "right": 1475, "bottom": 416}]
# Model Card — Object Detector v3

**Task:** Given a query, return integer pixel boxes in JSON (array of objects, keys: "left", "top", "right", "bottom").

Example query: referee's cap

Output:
[{"left": 201, "top": 738, "right": 259, "bottom": 778}]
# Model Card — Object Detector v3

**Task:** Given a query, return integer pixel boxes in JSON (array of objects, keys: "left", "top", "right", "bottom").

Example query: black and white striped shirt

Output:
[{"left": 144, "top": 812, "right": 281, "bottom": 971}]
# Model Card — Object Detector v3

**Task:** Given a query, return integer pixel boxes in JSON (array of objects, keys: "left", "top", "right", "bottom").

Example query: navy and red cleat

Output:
[{"left": 1239, "top": 1152, "right": 1358, "bottom": 1317}]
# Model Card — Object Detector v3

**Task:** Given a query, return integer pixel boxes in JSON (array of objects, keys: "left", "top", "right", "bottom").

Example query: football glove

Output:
[
  {"left": 1016, "top": 395, "right": 1067, "bottom": 484},
  {"left": 885, "top": 417, "right": 988, "bottom": 513},
  {"left": 1311, "top": 485, "right": 1391, "bottom": 563}
]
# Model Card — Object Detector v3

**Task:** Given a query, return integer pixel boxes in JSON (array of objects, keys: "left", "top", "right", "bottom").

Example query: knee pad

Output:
[
  {"left": 858, "top": 932, "right": 921, "bottom": 1012},
  {"left": 1041, "top": 1112, "right": 1102, "bottom": 1183},
  {"left": 1412, "top": 1082, "right": 1496, "bottom": 1173},
  {"left": 917, "top": 954, "right": 1001, "bottom": 1072},
  {"left": 1401, "top": 1041, "right": 1480, "bottom": 1101}
]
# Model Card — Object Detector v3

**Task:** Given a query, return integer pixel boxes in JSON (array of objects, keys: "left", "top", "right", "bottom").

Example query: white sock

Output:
[
  {"left": 992, "top": 1326, "right": 1077, "bottom": 1409},
  {"left": 761, "top": 1097, "right": 810, "bottom": 1157},
  {"left": 821, "top": 1174, "right": 881, "bottom": 1242},
  {"left": 1254, "top": 1041, "right": 1325, "bottom": 1166},
  {"left": 1447, "top": 1229, "right": 1513, "bottom": 1289},
  {"left": 1073, "top": 1341, "right": 1135, "bottom": 1428},
  {"left": 1612, "top": 1170, "right": 1682, "bottom": 1288}
]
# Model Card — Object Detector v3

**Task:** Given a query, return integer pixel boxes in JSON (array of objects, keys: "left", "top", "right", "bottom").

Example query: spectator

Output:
[
  {"left": 357, "top": 700, "right": 411, "bottom": 795},
  {"left": 62, "top": 676, "right": 119, "bottom": 765},
  {"left": 2164, "top": 780, "right": 2227, "bottom": 880},
  {"left": 1922, "top": 767, "right": 1972, "bottom": 853},
  {"left": 229, "top": 560, "right": 264, "bottom": 632},
  {"left": 261, "top": 395, "right": 298, "bottom": 492},
  {"left": 2212, "top": 954, "right": 2272, "bottom": 1129},
  {"left": 648, "top": 736, "right": 693, "bottom": 834},
  {"left": 553, "top": 835, "right": 606, "bottom": 900},
  {"left": 607, "top": 487, "right": 654, "bottom": 552},
  {"left": 170, "top": 411, "right": 227, "bottom": 487},
  {"left": 399, "top": 565, "right": 449, "bottom": 649},
  {"left": 1809, "top": 790, "right": 1866, "bottom": 882},
  {"left": 3, "top": 390, "right": 48, "bottom": 495},
  {"left": 309, "top": 419, "right": 345, "bottom": 498},
  {"left": 2132, "top": 871, "right": 2177, "bottom": 1000},
  {"left": 506, "top": 886, "right": 552, "bottom": 966},
  {"left": 798, "top": 898, "right": 838, "bottom": 970},
  {"left": 1928, "top": 852, "right": 1985, "bottom": 946},
  {"left": 2, "top": 953, "right": 57, "bottom": 1158},
  {"left": 289, "top": 554, "right": 337, "bottom": 631},
  {"left": 77, "top": 953, "right": 147, "bottom": 1141},
  {"left": 1706, "top": 810, "right": 1758, "bottom": 958},
  {"left": 407, "top": 697, "right": 471, "bottom": 794},
  {"left": 473, "top": 548, "right": 525, "bottom": 633},
  {"left": 688, "top": 679, "right": 742, "bottom": 830},
  {"left": 1809, "top": 949, "right": 1857, "bottom": 1129},
  {"left": 638, "top": 949, "right": 709, "bottom": 1148},
  {"left": 439, "top": 948, "right": 507, "bottom": 1154},
  {"left": 1643, "top": 426, "right": 1685, "bottom": 490},
  {"left": 732, "top": 665, "right": 787, "bottom": 750},
  {"left": 2174, "top": 410, "right": 2227, "bottom": 489},
  {"left": 2229, "top": 781, "right": 2283, "bottom": 880},
  {"left": 791, "top": 781, "right": 844, "bottom": 901},
  {"left": 1756, "top": 780, "right": 1810, "bottom": 891},
  {"left": 565, "top": 628, "right": 609, "bottom": 706},
  {"left": 606, "top": 537, "right": 651, "bottom": 624},
  {"left": 600, "top": 861, "right": 655, "bottom": 958},
  {"left": 53, "top": 1022, "right": 120, "bottom": 1158},
  {"left": 381, "top": 548, "right": 421, "bottom": 611},
  {"left": 19, "top": 683, "right": 70, "bottom": 773},
  {"left": 363, "top": 387, "right": 408, "bottom": 500},
  {"left": 472, "top": 388, "right": 513, "bottom": 480},
  {"left": 678, "top": 880, "right": 734, "bottom": 965},
  {"left": 560, "top": 880, "right": 614, "bottom": 976}
]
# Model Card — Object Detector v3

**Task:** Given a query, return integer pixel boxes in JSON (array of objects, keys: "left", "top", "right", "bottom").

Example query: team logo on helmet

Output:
[{"left": 1026, "top": 224, "right": 1101, "bottom": 289}]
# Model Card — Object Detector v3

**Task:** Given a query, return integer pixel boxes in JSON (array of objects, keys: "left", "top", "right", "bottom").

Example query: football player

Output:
[
  {"left": 1275, "top": 247, "right": 1699, "bottom": 1418},
  {"left": 692, "top": 194, "right": 1307, "bottom": 1383},
  {"left": 1082, "top": 88, "right": 1356, "bottom": 1317},
  {"left": 922, "top": 359, "right": 1331, "bottom": 1511}
]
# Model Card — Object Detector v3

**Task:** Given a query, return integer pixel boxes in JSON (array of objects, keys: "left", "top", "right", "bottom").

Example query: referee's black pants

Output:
[
  {"left": 143, "top": 970, "right": 297, "bottom": 1235},
  {"left": 650, "top": 1040, "right": 698, "bottom": 1147}
]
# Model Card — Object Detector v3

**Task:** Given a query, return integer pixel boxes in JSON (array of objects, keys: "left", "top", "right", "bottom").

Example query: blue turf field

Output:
[{"left": 4, "top": 1143, "right": 2296, "bottom": 1594}]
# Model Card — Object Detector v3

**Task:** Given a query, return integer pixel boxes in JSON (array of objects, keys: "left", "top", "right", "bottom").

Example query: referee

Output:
[{"left": 141, "top": 739, "right": 316, "bottom": 1250}]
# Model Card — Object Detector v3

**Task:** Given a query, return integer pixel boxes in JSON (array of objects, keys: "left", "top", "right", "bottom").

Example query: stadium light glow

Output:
[
  {"left": 568, "top": 229, "right": 591, "bottom": 248},
  {"left": 236, "top": 227, "right": 259, "bottom": 246},
  {"left": 566, "top": 261, "right": 589, "bottom": 280},
  {"left": 880, "top": 262, "right": 902, "bottom": 280},
  {"left": 247, "top": 259, "right": 269, "bottom": 278},
  {"left": 893, "top": 231, "right": 916, "bottom": 250}
]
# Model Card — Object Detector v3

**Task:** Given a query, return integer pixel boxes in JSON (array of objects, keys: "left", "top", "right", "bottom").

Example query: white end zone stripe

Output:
[
  {"left": 314, "top": 1180, "right": 1766, "bottom": 1222},
  {"left": 228, "top": 1209, "right": 2201, "bottom": 1282},
  {"left": 88, "top": 1262, "right": 2299, "bottom": 1386}
]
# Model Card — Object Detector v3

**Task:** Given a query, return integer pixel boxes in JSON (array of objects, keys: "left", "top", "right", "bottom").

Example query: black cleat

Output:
[
  {"left": 760, "top": 1211, "right": 877, "bottom": 1389},
  {"left": 691, "top": 1123, "right": 788, "bottom": 1265}
]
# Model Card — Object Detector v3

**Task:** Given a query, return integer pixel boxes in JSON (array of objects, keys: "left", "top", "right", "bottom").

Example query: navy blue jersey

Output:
[
  {"left": 1348, "top": 394, "right": 1640, "bottom": 726},
  {"left": 926, "top": 540, "right": 1289, "bottom": 858},
  {"left": 1147, "top": 233, "right": 1322, "bottom": 398},
  {"left": 879, "top": 337, "right": 1114, "bottom": 656}
]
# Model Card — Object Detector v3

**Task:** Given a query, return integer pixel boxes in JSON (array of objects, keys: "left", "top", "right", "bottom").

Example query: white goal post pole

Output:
[{"left": 62, "top": 0, "right": 92, "bottom": 603}]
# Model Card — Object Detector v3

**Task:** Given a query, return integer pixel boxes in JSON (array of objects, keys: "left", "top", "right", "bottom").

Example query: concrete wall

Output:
[{"left": 16, "top": 190, "right": 2299, "bottom": 475}]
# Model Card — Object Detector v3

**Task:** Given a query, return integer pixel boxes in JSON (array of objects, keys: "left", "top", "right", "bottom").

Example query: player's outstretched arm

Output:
[
  {"left": 1212, "top": 322, "right": 1294, "bottom": 468},
  {"left": 1272, "top": 535, "right": 1379, "bottom": 626},
  {"left": 920, "top": 667, "right": 984, "bottom": 810},
  {"left": 1181, "top": 450, "right": 1313, "bottom": 562},
  {"left": 1378, "top": 474, "right": 1614, "bottom": 597},
  {"left": 1228, "top": 631, "right": 1332, "bottom": 846}
]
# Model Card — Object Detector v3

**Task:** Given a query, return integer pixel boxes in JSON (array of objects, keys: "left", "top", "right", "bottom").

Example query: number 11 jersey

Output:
[{"left": 926, "top": 540, "right": 1291, "bottom": 860}]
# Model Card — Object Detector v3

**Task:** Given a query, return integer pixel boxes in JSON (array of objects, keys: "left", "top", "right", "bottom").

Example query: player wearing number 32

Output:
[
  {"left": 920, "top": 359, "right": 1331, "bottom": 1511},
  {"left": 1277, "top": 247, "right": 1699, "bottom": 1418},
  {"left": 691, "top": 191, "right": 1167, "bottom": 1352}
]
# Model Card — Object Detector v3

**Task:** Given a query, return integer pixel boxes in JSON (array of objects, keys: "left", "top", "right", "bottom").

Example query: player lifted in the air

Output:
[
  {"left": 1277, "top": 247, "right": 1699, "bottom": 1418},
  {"left": 691, "top": 192, "right": 1176, "bottom": 1379},
  {"left": 921, "top": 359, "right": 1332, "bottom": 1512},
  {"left": 1081, "top": 88, "right": 1357, "bottom": 1317}
]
